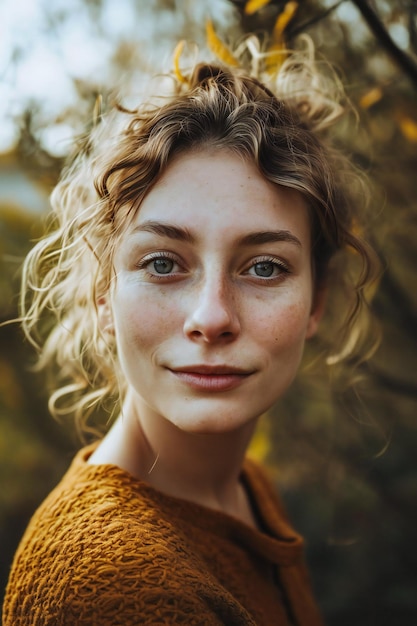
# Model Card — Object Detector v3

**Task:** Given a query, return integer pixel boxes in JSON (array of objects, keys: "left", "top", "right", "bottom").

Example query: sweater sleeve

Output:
[
  {"left": 4, "top": 539, "right": 252, "bottom": 626},
  {"left": 3, "top": 510, "right": 255, "bottom": 626},
  {"left": 4, "top": 570, "right": 234, "bottom": 625}
]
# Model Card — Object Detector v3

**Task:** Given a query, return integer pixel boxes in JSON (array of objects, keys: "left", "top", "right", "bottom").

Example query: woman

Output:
[{"left": 3, "top": 40, "right": 377, "bottom": 625}]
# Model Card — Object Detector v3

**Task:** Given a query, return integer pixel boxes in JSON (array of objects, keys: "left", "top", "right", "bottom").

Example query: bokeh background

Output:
[{"left": 1, "top": 1, "right": 416, "bottom": 624}]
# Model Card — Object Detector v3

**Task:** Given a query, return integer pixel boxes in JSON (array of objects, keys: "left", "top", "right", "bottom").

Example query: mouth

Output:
[{"left": 167, "top": 365, "right": 254, "bottom": 392}]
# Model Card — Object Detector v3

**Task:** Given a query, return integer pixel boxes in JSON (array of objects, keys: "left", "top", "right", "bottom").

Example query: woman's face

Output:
[{"left": 109, "top": 150, "right": 322, "bottom": 435}]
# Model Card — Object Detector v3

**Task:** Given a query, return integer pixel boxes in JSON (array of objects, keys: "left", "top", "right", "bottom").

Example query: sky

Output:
[{"left": 1, "top": 0, "right": 142, "bottom": 154}]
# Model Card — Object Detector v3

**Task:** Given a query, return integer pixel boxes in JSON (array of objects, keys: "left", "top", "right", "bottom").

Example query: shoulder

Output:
[
  {"left": 6, "top": 443, "right": 191, "bottom": 573},
  {"left": 3, "top": 446, "right": 238, "bottom": 625}
]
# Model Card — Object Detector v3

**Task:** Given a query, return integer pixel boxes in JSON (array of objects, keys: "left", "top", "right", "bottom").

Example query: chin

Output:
[{"left": 169, "top": 408, "right": 258, "bottom": 436}]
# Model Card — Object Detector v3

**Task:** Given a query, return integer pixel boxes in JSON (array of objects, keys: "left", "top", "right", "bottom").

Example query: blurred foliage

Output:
[{"left": 1, "top": 1, "right": 417, "bottom": 624}]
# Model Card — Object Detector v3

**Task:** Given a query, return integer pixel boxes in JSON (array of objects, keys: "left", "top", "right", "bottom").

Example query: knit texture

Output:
[{"left": 3, "top": 444, "right": 324, "bottom": 625}]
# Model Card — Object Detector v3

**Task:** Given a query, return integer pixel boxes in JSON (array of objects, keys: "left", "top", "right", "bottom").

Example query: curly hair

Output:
[{"left": 20, "top": 37, "right": 380, "bottom": 434}]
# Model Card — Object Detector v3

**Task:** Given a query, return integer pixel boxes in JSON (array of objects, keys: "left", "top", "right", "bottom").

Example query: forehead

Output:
[{"left": 126, "top": 150, "right": 311, "bottom": 244}]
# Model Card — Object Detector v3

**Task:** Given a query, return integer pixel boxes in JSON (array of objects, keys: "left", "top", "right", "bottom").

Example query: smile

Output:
[{"left": 168, "top": 365, "right": 253, "bottom": 392}]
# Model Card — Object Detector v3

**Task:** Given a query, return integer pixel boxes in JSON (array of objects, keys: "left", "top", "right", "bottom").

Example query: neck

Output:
[{"left": 93, "top": 390, "right": 259, "bottom": 520}]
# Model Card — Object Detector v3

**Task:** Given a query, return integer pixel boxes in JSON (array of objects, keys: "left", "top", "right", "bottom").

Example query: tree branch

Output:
[
  {"left": 289, "top": 0, "right": 347, "bottom": 38},
  {"left": 351, "top": 0, "right": 417, "bottom": 88},
  {"left": 409, "top": 0, "right": 417, "bottom": 55}
]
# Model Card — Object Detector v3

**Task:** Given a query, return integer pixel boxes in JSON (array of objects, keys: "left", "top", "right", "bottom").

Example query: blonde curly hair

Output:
[{"left": 20, "top": 37, "right": 379, "bottom": 434}]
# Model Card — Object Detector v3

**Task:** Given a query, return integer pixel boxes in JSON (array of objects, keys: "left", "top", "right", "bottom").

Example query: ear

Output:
[
  {"left": 306, "top": 286, "right": 327, "bottom": 339},
  {"left": 97, "top": 296, "right": 115, "bottom": 335}
]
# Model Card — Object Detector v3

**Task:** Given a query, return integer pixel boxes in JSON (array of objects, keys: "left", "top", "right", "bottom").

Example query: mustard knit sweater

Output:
[{"left": 3, "top": 444, "right": 324, "bottom": 625}]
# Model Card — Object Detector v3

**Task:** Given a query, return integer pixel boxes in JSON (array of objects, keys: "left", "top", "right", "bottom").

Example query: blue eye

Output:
[
  {"left": 253, "top": 261, "right": 275, "bottom": 277},
  {"left": 247, "top": 258, "right": 289, "bottom": 279},
  {"left": 136, "top": 253, "right": 182, "bottom": 278},
  {"left": 152, "top": 258, "right": 174, "bottom": 274}
]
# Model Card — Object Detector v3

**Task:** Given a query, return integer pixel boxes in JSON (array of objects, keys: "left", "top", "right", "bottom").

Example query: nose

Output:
[{"left": 183, "top": 272, "right": 240, "bottom": 343}]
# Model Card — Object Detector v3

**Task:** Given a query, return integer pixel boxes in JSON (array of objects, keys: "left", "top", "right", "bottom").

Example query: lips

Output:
[
  {"left": 168, "top": 365, "right": 253, "bottom": 392},
  {"left": 172, "top": 365, "right": 250, "bottom": 375}
]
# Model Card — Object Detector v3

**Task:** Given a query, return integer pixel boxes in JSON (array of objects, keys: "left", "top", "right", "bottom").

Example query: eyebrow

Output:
[
  {"left": 132, "top": 221, "right": 302, "bottom": 248},
  {"left": 238, "top": 230, "right": 301, "bottom": 247},
  {"left": 131, "top": 221, "right": 195, "bottom": 243}
]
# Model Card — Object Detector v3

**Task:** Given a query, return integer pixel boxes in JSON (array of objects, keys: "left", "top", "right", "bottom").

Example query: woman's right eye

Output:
[
  {"left": 137, "top": 253, "right": 182, "bottom": 277},
  {"left": 150, "top": 257, "right": 175, "bottom": 274}
]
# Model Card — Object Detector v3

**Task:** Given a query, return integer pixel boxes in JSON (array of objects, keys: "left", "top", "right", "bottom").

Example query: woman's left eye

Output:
[{"left": 247, "top": 259, "right": 288, "bottom": 279}]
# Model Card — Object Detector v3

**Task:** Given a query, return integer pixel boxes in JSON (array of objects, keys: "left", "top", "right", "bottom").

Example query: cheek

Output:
[
  {"left": 260, "top": 299, "right": 312, "bottom": 353},
  {"left": 112, "top": 284, "right": 179, "bottom": 351}
]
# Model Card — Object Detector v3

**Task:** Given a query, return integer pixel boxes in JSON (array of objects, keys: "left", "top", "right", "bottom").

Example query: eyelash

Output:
[{"left": 136, "top": 252, "right": 290, "bottom": 281}]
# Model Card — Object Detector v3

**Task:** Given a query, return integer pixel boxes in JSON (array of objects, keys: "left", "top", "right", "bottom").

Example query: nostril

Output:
[{"left": 187, "top": 326, "right": 237, "bottom": 343}]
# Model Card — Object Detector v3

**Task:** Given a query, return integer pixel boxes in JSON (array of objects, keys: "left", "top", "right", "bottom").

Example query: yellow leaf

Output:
[
  {"left": 244, "top": 0, "right": 272, "bottom": 16},
  {"left": 173, "top": 40, "right": 187, "bottom": 84},
  {"left": 273, "top": 1, "right": 298, "bottom": 38},
  {"left": 206, "top": 20, "right": 239, "bottom": 66},
  {"left": 359, "top": 87, "right": 383, "bottom": 109},
  {"left": 399, "top": 116, "right": 417, "bottom": 143},
  {"left": 264, "top": 1, "right": 297, "bottom": 72},
  {"left": 265, "top": 40, "right": 288, "bottom": 72}
]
